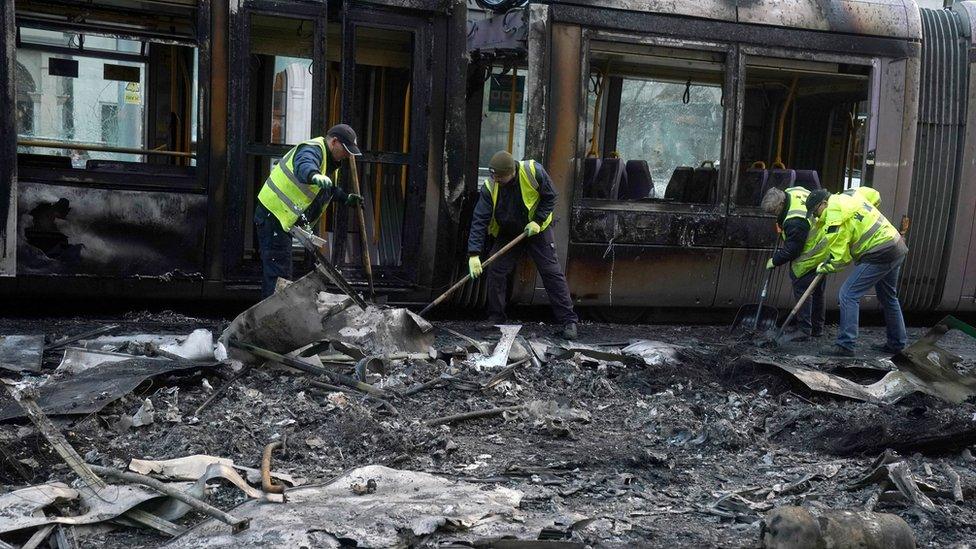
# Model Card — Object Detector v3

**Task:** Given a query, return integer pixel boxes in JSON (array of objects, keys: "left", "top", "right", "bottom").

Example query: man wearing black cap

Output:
[
  {"left": 806, "top": 188, "right": 908, "bottom": 356},
  {"left": 466, "top": 151, "right": 579, "bottom": 340},
  {"left": 253, "top": 124, "right": 364, "bottom": 297}
]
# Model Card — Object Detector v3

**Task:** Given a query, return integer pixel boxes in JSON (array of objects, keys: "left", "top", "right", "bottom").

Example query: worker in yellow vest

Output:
[
  {"left": 466, "top": 151, "right": 579, "bottom": 340},
  {"left": 843, "top": 186, "right": 881, "bottom": 208},
  {"left": 807, "top": 188, "right": 908, "bottom": 356},
  {"left": 253, "top": 124, "right": 364, "bottom": 297},
  {"left": 760, "top": 186, "right": 830, "bottom": 340}
]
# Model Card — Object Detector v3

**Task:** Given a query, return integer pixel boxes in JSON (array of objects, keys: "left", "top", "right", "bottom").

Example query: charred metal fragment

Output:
[{"left": 467, "top": 8, "right": 528, "bottom": 54}]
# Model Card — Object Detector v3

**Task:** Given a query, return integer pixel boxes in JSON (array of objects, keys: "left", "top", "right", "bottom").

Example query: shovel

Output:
[
  {"left": 769, "top": 272, "right": 825, "bottom": 344},
  {"left": 419, "top": 232, "right": 527, "bottom": 317},
  {"left": 730, "top": 240, "right": 780, "bottom": 335}
]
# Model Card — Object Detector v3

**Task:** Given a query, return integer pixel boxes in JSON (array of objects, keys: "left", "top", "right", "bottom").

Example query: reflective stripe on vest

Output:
[
  {"left": 484, "top": 160, "right": 554, "bottom": 237},
  {"left": 257, "top": 137, "right": 333, "bottom": 231},
  {"left": 848, "top": 201, "right": 899, "bottom": 259},
  {"left": 783, "top": 186, "right": 810, "bottom": 222},
  {"left": 791, "top": 230, "right": 828, "bottom": 277}
]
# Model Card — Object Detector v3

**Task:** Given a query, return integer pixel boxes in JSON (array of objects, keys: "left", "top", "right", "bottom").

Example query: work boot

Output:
[
  {"left": 561, "top": 322, "right": 578, "bottom": 340},
  {"left": 824, "top": 344, "right": 855, "bottom": 358},
  {"left": 870, "top": 342, "right": 904, "bottom": 354}
]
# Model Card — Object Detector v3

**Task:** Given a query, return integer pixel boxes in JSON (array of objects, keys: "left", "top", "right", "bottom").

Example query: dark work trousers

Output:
[
  {"left": 788, "top": 268, "right": 826, "bottom": 336},
  {"left": 486, "top": 228, "right": 579, "bottom": 325},
  {"left": 254, "top": 203, "right": 294, "bottom": 298}
]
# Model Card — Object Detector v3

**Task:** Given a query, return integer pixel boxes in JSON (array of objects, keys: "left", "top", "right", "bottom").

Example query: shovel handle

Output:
[
  {"left": 753, "top": 237, "right": 780, "bottom": 326},
  {"left": 348, "top": 155, "right": 376, "bottom": 301},
  {"left": 775, "top": 273, "right": 824, "bottom": 339},
  {"left": 420, "top": 232, "right": 528, "bottom": 317}
]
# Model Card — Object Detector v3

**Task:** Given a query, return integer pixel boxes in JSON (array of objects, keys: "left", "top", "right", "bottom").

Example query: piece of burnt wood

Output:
[{"left": 2, "top": 383, "right": 184, "bottom": 536}]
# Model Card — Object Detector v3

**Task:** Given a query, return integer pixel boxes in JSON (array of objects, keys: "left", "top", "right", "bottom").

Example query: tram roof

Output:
[{"left": 545, "top": 0, "right": 922, "bottom": 41}]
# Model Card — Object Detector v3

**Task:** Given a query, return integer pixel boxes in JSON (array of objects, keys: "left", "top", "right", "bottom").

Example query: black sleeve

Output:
[
  {"left": 293, "top": 144, "right": 324, "bottom": 185},
  {"left": 302, "top": 172, "right": 347, "bottom": 224},
  {"left": 772, "top": 217, "right": 810, "bottom": 266},
  {"left": 531, "top": 163, "right": 557, "bottom": 225},
  {"left": 466, "top": 185, "right": 494, "bottom": 255}
]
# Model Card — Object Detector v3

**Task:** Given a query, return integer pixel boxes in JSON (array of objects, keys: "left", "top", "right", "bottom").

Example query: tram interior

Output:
[
  {"left": 581, "top": 43, "right": 870, "bottom": 208},
  {"left": 736, "top": 58, "right": 870, "bottom": 207},
  {"left": 582, "top": 43, "right": 726, "bottom": 205}
]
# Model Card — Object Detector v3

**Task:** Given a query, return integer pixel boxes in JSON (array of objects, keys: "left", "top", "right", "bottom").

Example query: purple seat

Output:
[
  {"left": 794, "top": 170, "right": 822, "bottom": 191},
  {"left": 738, "top": 168, "right": 769, "bottom": 206},
  {"left": 621, "top": 160, "right": 654, "bottom": 199},
  {"left": 588, "top": 158, "right": 625, "bottom": 199}
]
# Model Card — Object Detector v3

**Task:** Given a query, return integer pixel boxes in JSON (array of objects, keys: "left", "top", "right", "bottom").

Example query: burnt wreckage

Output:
[{"left": 0, "top": 0, "right": 975, "bottom": 316}]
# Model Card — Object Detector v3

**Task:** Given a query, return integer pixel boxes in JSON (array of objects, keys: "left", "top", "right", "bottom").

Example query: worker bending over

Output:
[
  {"left": 466, "top": 151, "right": 579, "bottom": 340},
  {"left": 253, "top": 124, "right": 364, "bottom": 298},
  {"left": 760, "top": 186, "right": 830, "bottom": 340},
  {"left": 806, "top": 188, "right": 908, "bottom": 356}
]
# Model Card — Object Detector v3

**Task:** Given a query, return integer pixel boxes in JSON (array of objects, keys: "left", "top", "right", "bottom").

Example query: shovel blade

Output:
[{"left": 730, "top": 304, "right": 779, "bottom": 334}]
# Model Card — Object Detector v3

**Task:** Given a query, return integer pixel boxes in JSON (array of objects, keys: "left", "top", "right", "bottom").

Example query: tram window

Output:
[
  {"left": 478, "top": 66, "right": 529, "bottom": 177},
  {"left": 15, "top": 26, "right": 199, "bottom": 170},
  {"left": 249, "top": 14, "right": 314, "bottom": 146},
  {"left": 735, "top": 58, "right": 870, "bottom": 208},
  {"left": 583, "top": 44, "right": 725, "bottom": 205}
]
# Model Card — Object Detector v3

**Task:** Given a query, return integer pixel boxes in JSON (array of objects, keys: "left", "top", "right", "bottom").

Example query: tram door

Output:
[
  {"left": 227, "top": 1, "right": 329, "bottom": 282},
  {"left": 329, "top": 5, "right": 431, "bottom": 288},
  {"left": 227, "top": 1, "right": 430, "bottom": 289}
]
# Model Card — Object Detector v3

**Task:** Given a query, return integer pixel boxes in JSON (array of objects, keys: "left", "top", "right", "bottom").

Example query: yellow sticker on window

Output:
[{"left": 124, "top": 82, "right": 141, "bottom": 105}]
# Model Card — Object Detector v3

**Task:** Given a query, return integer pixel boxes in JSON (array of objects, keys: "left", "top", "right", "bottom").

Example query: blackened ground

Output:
[{"left": 1, "top": 312, "right": 975, "bottom": 548}]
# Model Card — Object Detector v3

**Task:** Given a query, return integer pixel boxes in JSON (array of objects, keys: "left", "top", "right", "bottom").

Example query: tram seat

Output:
[
  {"left": 688, "top": 163, "right": 718, "bottom": 204},
  {"left": 761, "top": 169, "right": 796, "bottom": 198},
  {"left": 621, "top": 160, "right": 654, "bottom": 199},
  {"left": 587, "top": 158, "right": 625, "bottom": 199},
  {"left": 664, "top": 166, "right": 694, "bottom": 201},
  {"left": 18, "top": 153, "right": 72, "bottom": 169},
  {"left": 737, "top": 168, "right": 768, "bottom": 206},
  {"left": 85, "top": 159, "right": 196, "bottom": 177},
  {"left": 794, "top": 170, "right": 822, "bottom": 191},
  {"left": 581, "top": 157, "right": 602, "bottom": 197}
]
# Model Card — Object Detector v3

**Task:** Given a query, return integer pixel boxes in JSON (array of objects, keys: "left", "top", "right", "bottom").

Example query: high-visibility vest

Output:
[
  {"left": 843, "top": 186, "right": 881, "bottom": 208},
  {"left": 483, "top": 160, "right": 554, "bottom": 236},
  {"left": 782, "top": 186, "right": 809, "bottom": 223},
  {"left": 823, "top": 193, "right": 900, "bottom": 266},
  {"left": 257, "top": 137, "right": 339, "bottom": 231},
  {"left": 779, "top": 187, "right": 828, "bottom": 277},
  {"left": 791, "top": 221, "right": 829, "bottom": 278}
]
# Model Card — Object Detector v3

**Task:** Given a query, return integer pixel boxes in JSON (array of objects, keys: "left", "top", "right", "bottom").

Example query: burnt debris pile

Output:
[{"left": 2, "top": 296, "right": 976, "bottom": 547}]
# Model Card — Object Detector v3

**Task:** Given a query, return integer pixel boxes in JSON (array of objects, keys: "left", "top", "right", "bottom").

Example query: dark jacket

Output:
[
  {"left": 771, "top": 208, "right": 811, "bottom": 267},
  {"left": 294, "top": 144, "right": 348, "bottom": 224},
  {"left": 467, "top": 161, "right": 557, "bottom": 255}
]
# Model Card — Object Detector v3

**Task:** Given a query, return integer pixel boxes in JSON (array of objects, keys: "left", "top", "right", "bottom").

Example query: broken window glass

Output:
[
  {"left": 15, "top": 26, "right": 201, "bottom": 168},
  {"left": 584, "top": 44, "right": 726, "bottom": 204},
  {"left": 478, "top": 66, "right": 528, "bottom": 177},
  {"left": 16, "top": 29, "right": 148, "bottom": 166}
]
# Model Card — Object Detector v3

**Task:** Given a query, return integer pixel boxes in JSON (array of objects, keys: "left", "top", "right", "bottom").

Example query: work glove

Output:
[
  {"left": 311, "top": 173, "right": 333, "bottom": 189},
  {"left": 816, "top": 261, "right": 836, "bottom": 274},
  {"left": 468, "top": 256, "right": 483, "bottom": 278},
  {"left": 765, "top": 258, "right": 775, "bottom": 270},
  {"left": 524, "top": 221, "right": 541, "bottom": 237},
  {"left": 345, "top": 193, "right": 364, "bottom": 207}
]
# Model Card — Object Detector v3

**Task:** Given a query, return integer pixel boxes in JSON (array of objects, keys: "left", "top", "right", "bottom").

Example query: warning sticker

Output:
[{"left": 124, "top": 82, "right": 141, "bottom": 105}]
